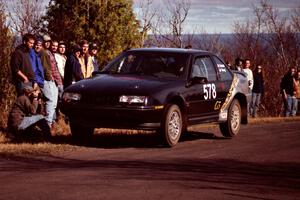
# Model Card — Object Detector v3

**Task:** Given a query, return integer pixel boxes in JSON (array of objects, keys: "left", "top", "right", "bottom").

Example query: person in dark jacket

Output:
[
  {"left": 250, "top": 65, "right": 264, "bottom": 117},
  {"left": 280, "top": 66, "right": 296, "bottom": 117},
  {"left": 64, "top": 45, "right": 83, "bottom": 89},
  {"left": 230, "top": 57, "right": 243, "bottom": 71},
  {"left": 10, "top": 33, "right": 36, "bottom": 95},
  {"left": 7, "top": 85, "right": 51, "bottom": 139}
]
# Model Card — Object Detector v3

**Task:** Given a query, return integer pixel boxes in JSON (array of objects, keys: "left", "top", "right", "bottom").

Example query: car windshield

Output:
[{"left": 103, "top": 51, "right": 188, "bottom": 78}]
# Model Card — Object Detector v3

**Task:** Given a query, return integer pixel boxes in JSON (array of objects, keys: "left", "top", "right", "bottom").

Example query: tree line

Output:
[{"left": 0, "top": 0, "right": 300, "bottom": 128}]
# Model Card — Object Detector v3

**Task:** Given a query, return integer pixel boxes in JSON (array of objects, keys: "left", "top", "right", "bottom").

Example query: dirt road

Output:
[{"left": 0, "top": 121, "right": 300, "bottom": 200}]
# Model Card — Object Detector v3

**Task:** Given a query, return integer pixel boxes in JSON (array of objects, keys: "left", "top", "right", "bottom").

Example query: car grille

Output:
[{"left": 81, "top": 95, "right": 119, "bottom": 106}]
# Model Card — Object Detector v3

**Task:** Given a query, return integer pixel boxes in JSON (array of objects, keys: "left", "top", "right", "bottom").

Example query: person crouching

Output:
[{"left": 7, "top": 84, "right": 51, "bottom": 140}]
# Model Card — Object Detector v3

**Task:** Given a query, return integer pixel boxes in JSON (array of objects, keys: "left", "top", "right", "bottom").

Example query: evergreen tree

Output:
[
  {"left": 44, "top": 0, "right": 142, "bottom": 67},
  {"left": 0, "top": 1, "right": 14, "bottom": 128}
]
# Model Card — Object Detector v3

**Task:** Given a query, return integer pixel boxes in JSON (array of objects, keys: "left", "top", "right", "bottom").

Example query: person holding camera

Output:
[{"left": 7, "top": 84, "right": 51, "bottom": 139}]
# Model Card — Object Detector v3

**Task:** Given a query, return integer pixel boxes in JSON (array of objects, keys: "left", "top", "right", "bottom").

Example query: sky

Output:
[
  {"left": 6, "top": 0, "right": 300, "bottom": 34},
  {"left": 133, "top": 0, "right": 300, "bottom": 33}
]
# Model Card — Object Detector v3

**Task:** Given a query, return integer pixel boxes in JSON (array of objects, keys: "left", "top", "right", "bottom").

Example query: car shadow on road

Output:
[
  {"left": 48, "top": 130, "right": 227, "bottom": 148},
  {"left": 2, "top": 129, "right": 227, "bottom": 148},
  {"left": 181, "top": 131, "right": 228, "bottom": 142}
]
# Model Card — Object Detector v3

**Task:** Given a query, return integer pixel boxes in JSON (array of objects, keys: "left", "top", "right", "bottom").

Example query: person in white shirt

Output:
[
  {"left": 243, "top": 59, "right": 254, "bottom": 91},
  {"left": 53, "top": 41, "right": 67, "bottom": 122},
  {"left": 243, "top": 58, "right": 254, "bottom": 114},
  {"left": 54, "top": 41, "right": 67, "bottom": 80}
]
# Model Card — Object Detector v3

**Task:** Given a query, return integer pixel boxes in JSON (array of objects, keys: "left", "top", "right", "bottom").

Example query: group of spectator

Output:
[
  {"left": 228, "top": 57, "right": 300, "bottom": 118},
  {"left": 8, "top": 33, "right": 99, "bottom": 139},
  {"left": 228, "top": 57, "right": 264, "bottom": 118}
]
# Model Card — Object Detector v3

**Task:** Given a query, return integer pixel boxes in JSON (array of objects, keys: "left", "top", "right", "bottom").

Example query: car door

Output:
[
  {"left": 186, "top": 55, "right": 219, "bottom": 122},
  {"left": 212, "top": 55, "right": 233, "bottom": 108}
]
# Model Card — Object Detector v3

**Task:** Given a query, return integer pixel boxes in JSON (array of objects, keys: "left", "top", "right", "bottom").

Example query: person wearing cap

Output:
[
  {"left": 10, "top": 33, "right": 36, "bottom": 96},
  {"left": 29, "top": 37, "right": 45, "bottom": 89},
  {"left": 89, "top": 42, "right": 99, "bottom": 71},
  {"left": 39, "top": 35, "right": 59, "bottom": 128},
  {"left": 7, "top": 85, "right": 51, "bottom": 139},
  {"left": 43, "top": 35, "right": 51, "bottom": 49},
  {"left": 79, "top": 40, "right": 94, "bottom": 78},
  {"left": 64, "top": 45, "right": 83, "bottom": 89},
  {"left": 40, "top": 35, "right": 53, "bottom": 82}
]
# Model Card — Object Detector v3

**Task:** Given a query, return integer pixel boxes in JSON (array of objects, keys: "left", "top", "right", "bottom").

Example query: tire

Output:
[
  {"left": 70, "top": 121, "right": 94, "bottom": 145},
  {"left": 160, "top": 104, "right": 182, "bottom": 147},
  {"left": 219, "top": 99, "right": 241, "bottom": 138}
]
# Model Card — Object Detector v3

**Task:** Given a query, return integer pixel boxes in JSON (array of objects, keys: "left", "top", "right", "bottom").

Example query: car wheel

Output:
[
  {"left": 70, "top": 121, "right": 94, "bottom": 145},
  {"left": 160, "top": 104, "right": 182, "bottom": 147},
  {"left": 219, "top": 99, "right": 241, "bottom": 137}
]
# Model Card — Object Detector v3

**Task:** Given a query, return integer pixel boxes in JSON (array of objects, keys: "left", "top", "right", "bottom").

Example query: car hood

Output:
[{"left": 65, "top": 74, "right": 180, "bottom": 95}]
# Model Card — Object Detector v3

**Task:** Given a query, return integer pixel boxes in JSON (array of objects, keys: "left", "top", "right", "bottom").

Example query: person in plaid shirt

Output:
[
  {"left": 47, "top": 40, "right": 63, "bottom": 125},
  {"left": 48, "top": 40, "right": 63, "bottom": 96},
  {"left": 40, "top": 35, "right": 59, "bottom": 128}
]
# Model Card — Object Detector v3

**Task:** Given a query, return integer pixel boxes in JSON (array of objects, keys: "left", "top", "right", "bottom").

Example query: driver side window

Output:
[{"left": 192, "top": 56, "right": 217, "bottom": 81}]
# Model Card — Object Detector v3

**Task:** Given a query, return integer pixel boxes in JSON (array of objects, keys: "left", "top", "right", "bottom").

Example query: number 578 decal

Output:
[{"left": 203, "top": 83, "right": 217, "bottom": 100}]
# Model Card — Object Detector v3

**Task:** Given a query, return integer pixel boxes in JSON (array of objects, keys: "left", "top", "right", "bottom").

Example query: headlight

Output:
[
  {"left": 63, "top": 92, "right": 82, "bottom": 102},
  {"left": 119, "top": 95, "right": 148, "bottom": 105}
]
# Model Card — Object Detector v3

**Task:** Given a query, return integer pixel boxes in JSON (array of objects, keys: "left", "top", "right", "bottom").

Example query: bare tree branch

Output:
[
  {"left": 291, "top": 5, "right": 300, "bottom": 32},
  {"left": 150, "top": 0, "right": 191, "bottom": 48},
  {"left": 5, "top": 0, "right": 45, "bottom": 36},
  {"left": 136, "top": 0, "right": 157, "bottom": 46}
]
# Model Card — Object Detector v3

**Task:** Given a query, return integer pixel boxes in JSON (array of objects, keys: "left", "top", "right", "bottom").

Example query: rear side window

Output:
[
  {"left": 192, "top": 56, "right": 217, "bottom": 81},
  {"left": 213, "top": 56, "right": 232, "bottom": 81}
]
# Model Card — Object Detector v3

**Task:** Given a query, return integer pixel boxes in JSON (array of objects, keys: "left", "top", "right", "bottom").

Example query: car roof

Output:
[{"left": 127, "top": 47, "right": 211, "bottom": 55}]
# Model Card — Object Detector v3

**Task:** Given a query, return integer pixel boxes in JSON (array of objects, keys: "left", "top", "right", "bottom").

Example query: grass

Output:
[
  {"left": 0, "top": 118, "right": 75, "bottom": 157},
  {"left": 0, "top": 116, "right": 299, "bottom": 156},
  {"left": 0, "top": 142, "right": 75, "bottom": 157},
  {"left": 248, "top": 116, "right": 300, "bottom": 124},
  {"left": 0, "top": 117, "right": 156, "bottom": 156}
]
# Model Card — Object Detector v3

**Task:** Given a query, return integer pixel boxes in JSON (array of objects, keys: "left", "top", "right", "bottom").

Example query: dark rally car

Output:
[{"left": 61, "top": 48, "right": 250, "bottom": 147}]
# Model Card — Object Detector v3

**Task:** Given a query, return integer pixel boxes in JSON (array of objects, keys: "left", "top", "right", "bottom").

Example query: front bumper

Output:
[{"left": 61, "top": 103, "right": 164, "bottom": 130}]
